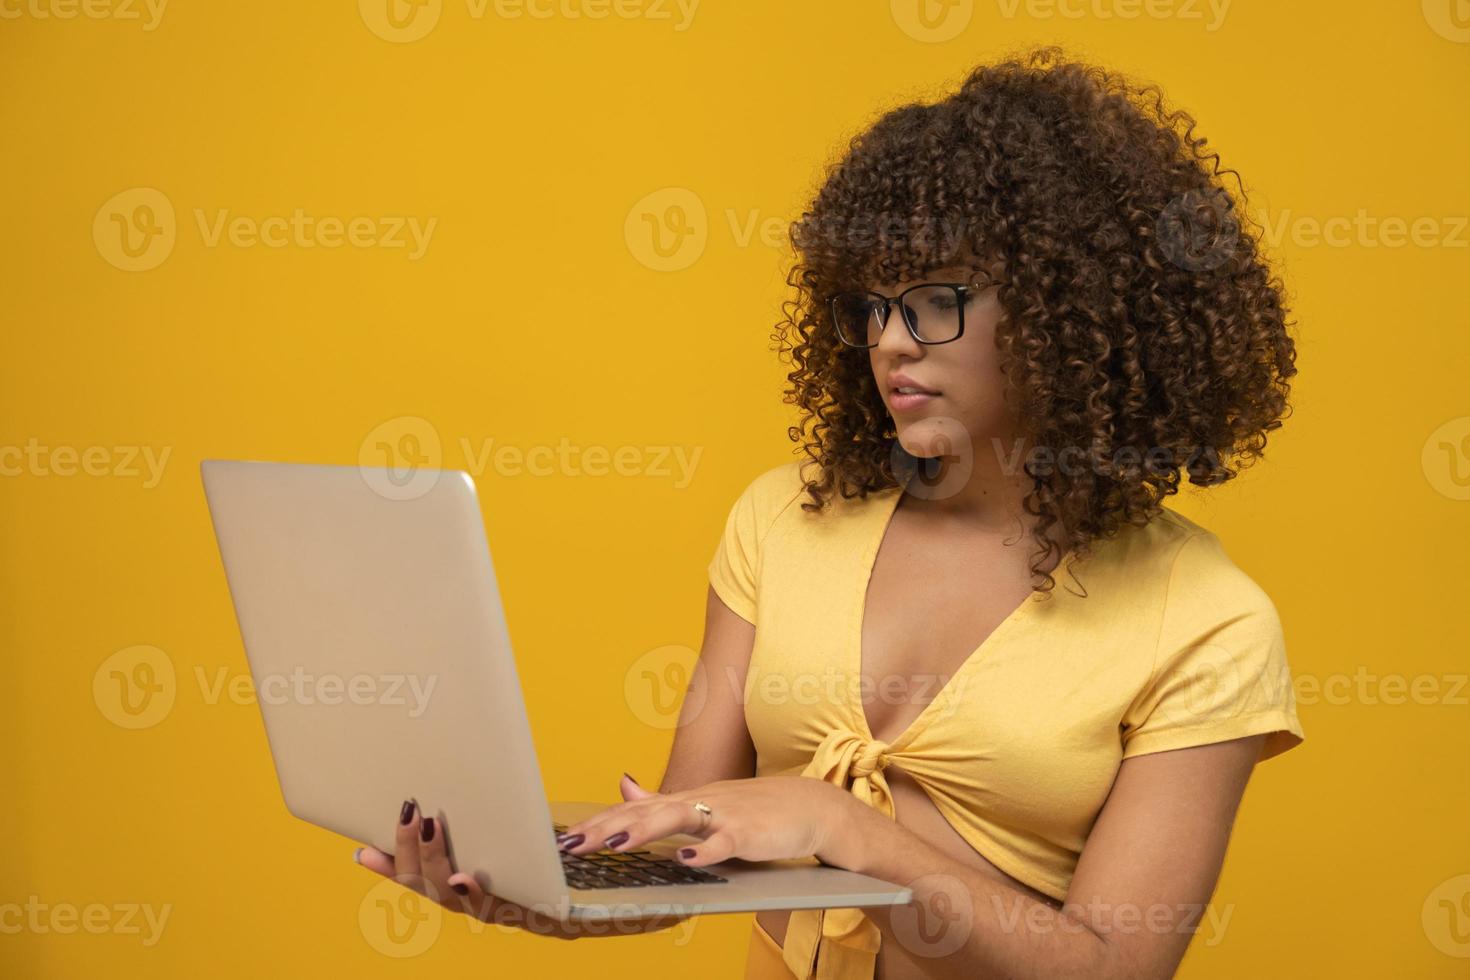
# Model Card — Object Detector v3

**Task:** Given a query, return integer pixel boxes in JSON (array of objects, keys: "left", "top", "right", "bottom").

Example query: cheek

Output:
[{"left": 943, "top": 317, "right": 1008, "bottom": 410}]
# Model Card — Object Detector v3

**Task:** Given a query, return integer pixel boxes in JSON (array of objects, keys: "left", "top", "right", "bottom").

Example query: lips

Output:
[{"left": 888, "top": 373, "right": 940, "bottom": 395}]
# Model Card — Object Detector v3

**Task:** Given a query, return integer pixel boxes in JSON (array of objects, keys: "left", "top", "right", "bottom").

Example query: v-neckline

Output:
[{"left": 850, "top": 481, "right": 1071, "bottom": 750}]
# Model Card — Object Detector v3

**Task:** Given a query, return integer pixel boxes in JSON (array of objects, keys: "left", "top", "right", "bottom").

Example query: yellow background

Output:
[{"left": 4, "top": 0, "right": 1468, "bottom": 976}]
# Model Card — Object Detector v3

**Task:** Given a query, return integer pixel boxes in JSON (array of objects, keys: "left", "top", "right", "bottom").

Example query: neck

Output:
[{"left": 897, "top": 432, "right": 1040, "bottom": 534}]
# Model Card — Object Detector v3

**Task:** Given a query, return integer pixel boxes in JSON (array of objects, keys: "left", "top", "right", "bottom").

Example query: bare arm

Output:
[
  {"left": 821, "top": 734, "right": 1266, "bottom": 980},
  {"left": 658, "top": 587, "right": 759, "bottom": 793}
]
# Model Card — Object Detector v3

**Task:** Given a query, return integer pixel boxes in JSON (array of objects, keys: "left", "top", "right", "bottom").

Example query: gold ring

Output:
[{"left": 692, "top": 800, "right": 713, "bottom": 830}]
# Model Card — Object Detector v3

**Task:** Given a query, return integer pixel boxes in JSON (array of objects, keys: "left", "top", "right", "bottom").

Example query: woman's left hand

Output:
[{"left": 559, "top": 773, "right": 858, "bottom": 867}]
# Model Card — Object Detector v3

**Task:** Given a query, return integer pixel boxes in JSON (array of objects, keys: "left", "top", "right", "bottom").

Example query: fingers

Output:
[
  {"left": 561, "top": 795, "right": 703, "bottom": 856},
  {"left": 676, "top": 829, "right": 735, "bottom": 867},
  {"left": 417, "top": 811, "right": 456, "bottom": 902},
  {"left": 355, "top": 845, "right": 396, "bottom": 877},
  {"left": 393, "top": 798, "right": 423, "bottom": 882},
  {"left": 444, "top": 870, "right": 495, "bottom": 921},
  {"left": 619, "top": 771, "right": 658, "bottom": 802}
]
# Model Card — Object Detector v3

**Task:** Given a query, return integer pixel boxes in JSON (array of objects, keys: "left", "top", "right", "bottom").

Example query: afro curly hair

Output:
[{"left": 775, "top": 45, "right": 1297, "bottom": 598}]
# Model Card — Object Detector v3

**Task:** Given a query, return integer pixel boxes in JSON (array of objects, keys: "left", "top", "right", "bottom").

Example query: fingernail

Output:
[
  {"left": 622, "top": 771, "right": 639, "bottom": 786},
  {"left": 557, "top": 833, "right": 584, "bottom": 850},
  {"left": 352, "top": 847, "right": 363, "bottom": 864},
  {"left": 421, "top": 816, "right": 435, "bottom": 842},
  {"left": 451, "top": 881, "right": 469, "bottom": 895},
  {"left": 604, "top": 831, "right": 629, "bottom": 849},
  {"left": 678, "top": 847, "right": 696, "bottom": 860},
  {"left": 399, "top": 800, "right": 416, "bottom": 825}
]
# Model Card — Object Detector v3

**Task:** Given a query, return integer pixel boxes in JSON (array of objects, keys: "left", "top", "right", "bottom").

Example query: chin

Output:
[{"left": 895, "top": 415, "right": 974, "bottom": 460}]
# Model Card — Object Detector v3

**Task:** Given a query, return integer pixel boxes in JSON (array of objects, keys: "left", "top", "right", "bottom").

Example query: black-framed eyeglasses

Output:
[{"left": 828, "top": 281, "right": 991, "bottom": 349}]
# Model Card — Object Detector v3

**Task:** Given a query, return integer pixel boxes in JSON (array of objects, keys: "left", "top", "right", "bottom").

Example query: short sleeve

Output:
[
  {"left": 1121, "top": 532, "right": 1305, "bottom": 764},
  {"left": 706, "top": 462, "right": 804, "bottom": 626}
]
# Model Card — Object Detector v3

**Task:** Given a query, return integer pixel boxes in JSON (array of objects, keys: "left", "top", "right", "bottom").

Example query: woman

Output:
[{"left": 357, "top": 46, "right": 1305, "bottom": 980}]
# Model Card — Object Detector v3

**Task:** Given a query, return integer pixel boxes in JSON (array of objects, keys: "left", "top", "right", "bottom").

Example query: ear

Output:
[{"left": 619, "top": 772, "right": 658, "bottom": 801}]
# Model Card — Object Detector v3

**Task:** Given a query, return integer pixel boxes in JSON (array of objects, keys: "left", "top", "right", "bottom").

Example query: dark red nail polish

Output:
[
  {"left": 399, "top": 800, "right": 416, "bottom": 825},
  {"left": 421, "top": 817, "right": 435, "bottom": 842},
  {"left": 558, "top": 833, "right": 584, "bottom": 850},
  {"left": 679, "top": 848, "right": 696, "bottom": 859},
  {"left": 451, "top": 882, "right": 469, "bottom": 895},
  {"left": 604, "top": 831, "right": 629, "bottom": 848}
]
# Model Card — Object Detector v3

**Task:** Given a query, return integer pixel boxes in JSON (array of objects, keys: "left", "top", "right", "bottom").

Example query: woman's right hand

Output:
[{"left": 354, "top": 794, "right": 691, "bottom": 941}]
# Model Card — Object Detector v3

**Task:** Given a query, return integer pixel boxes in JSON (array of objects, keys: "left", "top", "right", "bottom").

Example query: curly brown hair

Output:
[{"left": 774, "top": 45, "right": 1297, "bottom": 598}]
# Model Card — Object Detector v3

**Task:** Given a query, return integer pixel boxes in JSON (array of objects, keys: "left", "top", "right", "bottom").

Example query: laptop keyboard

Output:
[{"left": 553, "top": 822, "right": 729, "bottom": 889}]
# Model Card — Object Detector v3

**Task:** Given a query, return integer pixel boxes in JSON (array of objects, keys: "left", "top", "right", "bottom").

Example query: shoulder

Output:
[
  {"left": 1107, "top": 507, "right": 1273, "bottom": 609},
  {"left": 714, "top": 459, "right": 813, "bottom": 543},
  {"left": 1155, "top": 509, "right": 1277, "bottom": 618},
  {"left": 740, "top": 459, "right": 811, "bottom": 507},
  {"left": 724, "top": 459, "right": 808, "bottom": 516}
]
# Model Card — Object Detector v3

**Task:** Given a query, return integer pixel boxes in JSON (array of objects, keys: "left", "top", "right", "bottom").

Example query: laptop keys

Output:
[{"left": 552, "top": 821, "right": 728, "bottom": 888}]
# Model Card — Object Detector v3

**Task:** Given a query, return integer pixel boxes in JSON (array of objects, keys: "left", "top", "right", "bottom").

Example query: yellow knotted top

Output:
[{"left": 781, "top": 728, "right": 897, "bottom": 980}]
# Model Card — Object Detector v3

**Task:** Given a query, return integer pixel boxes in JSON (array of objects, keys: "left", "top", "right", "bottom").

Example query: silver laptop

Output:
[{"left": 200, "top": 459, "right": 911, "bottom": 920}]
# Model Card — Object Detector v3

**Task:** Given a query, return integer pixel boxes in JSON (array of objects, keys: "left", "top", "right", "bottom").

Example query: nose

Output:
[{"left": 874, "top": 298, "right": 923, "bottom": 356}]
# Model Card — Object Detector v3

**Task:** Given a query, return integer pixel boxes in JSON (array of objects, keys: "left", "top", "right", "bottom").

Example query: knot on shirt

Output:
[
  {"left": 800, "top": 727, "right": 899, "bottom": 820},
  {"left": 850, "top": 738, "right": 891, "bottom": 779}
]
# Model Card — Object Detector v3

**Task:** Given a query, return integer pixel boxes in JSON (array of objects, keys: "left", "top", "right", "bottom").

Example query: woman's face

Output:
[{"left": 865, "top": 261, "right": 1016, "bottom": 464}]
